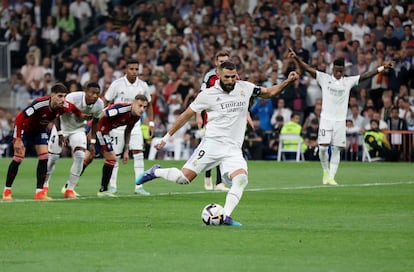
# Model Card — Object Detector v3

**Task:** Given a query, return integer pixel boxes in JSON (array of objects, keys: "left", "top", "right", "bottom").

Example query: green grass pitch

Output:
[{"left": 0, "top": 158, "right": 413, "bottom": 272}]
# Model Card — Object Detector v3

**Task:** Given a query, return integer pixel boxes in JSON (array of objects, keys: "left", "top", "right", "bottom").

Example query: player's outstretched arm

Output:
[
  {"left": 288, "top": 47, "right": 317, "bottom": 78},
  {"left": 260, "top": 71, "right": 299, "bottom": 99},
  {"left": 359, "top": 61, "right": 393, "bottom": 83}
]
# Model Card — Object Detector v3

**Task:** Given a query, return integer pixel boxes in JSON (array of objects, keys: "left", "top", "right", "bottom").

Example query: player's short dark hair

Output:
[
  {"left": 134, "top": 94, "right": 148, "bottom": 102},
  {"left": 51, "top": 83, "right": 69, "bottom": 94},
  {"left": 333, "top": 58, "right": 345, "bottom": 67},
  {"left": 219, "top": 61, "right": 236, "bottom": 71},
  {"left": 126, "top": 59, "right": 139, "bottom": 66},
  {"left": 86, "top": 82, "right": 100, "bottom": 90}
]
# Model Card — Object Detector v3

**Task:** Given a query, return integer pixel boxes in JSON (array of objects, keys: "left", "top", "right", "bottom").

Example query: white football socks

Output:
[
  {"left": 133, "top": 153, "right": 144, "bottom": 190},
  {"left": 223, "top": 174, "right": 248, "bottom": 217}
]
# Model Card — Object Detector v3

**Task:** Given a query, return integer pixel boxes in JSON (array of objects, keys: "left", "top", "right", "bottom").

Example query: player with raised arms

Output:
[{"left": 288, "top": 47, "right": 392, "bottom": 185}]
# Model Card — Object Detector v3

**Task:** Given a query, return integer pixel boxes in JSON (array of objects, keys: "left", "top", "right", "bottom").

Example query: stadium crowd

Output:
[{"left": 1, "top": 0, "right": 414, "bottom": 161}]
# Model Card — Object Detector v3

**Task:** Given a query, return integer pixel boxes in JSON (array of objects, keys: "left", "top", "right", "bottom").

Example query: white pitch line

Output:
[{"left": 1, "top": 180, "right": 414, "bottom": 203}]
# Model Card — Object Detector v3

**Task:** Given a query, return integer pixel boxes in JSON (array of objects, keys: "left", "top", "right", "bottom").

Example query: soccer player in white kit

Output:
[
  {"left": 103, "top": 59, "right": 154, "bottom": 195},
  {"left": 136, "top": 61, "right": 299, "bottom": 226},
  {"left": 289, "top": 48, "right": 392, "bottom": 185},
  {"left": 46, "top": 82, "right": 104, "bottom": 198}
]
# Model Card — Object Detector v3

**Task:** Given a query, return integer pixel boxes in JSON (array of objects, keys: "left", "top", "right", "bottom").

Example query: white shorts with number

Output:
[
  {"left": 109, "top": 123, "right": 144, "bottom": 155},
  {"left": 183, "top": 138, "right": 248, "bottom": 185},
  {"left": 48, "top": 125, "right": 87, "bottom": 154},
  {"left": 318, "top": 118, "right": 346, "bottom": 147}
]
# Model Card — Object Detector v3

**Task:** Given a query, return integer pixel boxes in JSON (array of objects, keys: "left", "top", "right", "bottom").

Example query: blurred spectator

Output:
[
  {"left": 281, "top": 78, "right": 307, "bottom": 120},
  {"left": 27, "top": 76, "right": 46, "bottom": 101},
  {"left": 347, "top": 104, "right": 365, "bottom": 130},
  {"left": 250, "top": 97, "right": 274, "bottom": 133},
  {"left": 302, "top": 24, "right": 316, "bottom": 53},
  {"left": 55, "top": 30, "right": 73, "bottom": 55},
  {"left": 109, "top": 4, "right": 131, "bottom": 32},
  {"left": 271, "top": 97, "right": 291, "bottom": 126},
  {"left": 0, "top": 107, "right": 11, "bottom": 148},
  {"left": 382, "top": 0, "right": 404, "bottom": 18},
  {"left": 379, "top": 94, "right": 394, "bottom": 121},
  {"left": 386, "top": 107, "right": 408, "bottom": 158},
  {"left": 4, "top": 22, "right": 23, "bottom": 69},
  {"left": 57, "top": 4, "right": 76, "bottom": 35},
  {"left": 396, "top": 95, "right": 414, "bottom": 124},
  {"left": 243, "top": 116, "right": 264, "bottom": 160},
  {"left": 20, "top": 52, "right": 41, "bottom": 83},
  {"left": 170, "top": 70, "right": 195, "bottom": 105},
  {"left": 40, "top": 56, "right": 53, "bottom": 78},
  {"left": 279, "top": 112, "right": 306, "bottom": 160},
  {"left": 56, "top": 57, "right": 75, "bottom": 83},
  {"left": 99, "top": 36, "right": 120, "bottom": 65},
  {"left": 350, "top": 12, "right": 370, "bottom": 46},
  {"left": 41, "top": 15, "right": 59, "bottom": 57},
  {"left": 381, "top": 25, "right": 401, "bottom": 51},
  {"left": 364, "top": 111, "right": 389, "bottom": 131},
  {"left": 372, "top": 15, "right": 386, "bottom": 43},
  {"left": 303, "top": 117, "right": 319, "bottom": 161},
  {"left": 69, "top": 0, "right": 92, "bottom": 36},
  {"left": 11, "top": 73, "right": 30, "bottom": 111},
  {"left": 364, "top": 119, "right": 399, "bottom": 161},
  {"left": 302, "top": 100, "right": 321, "bottom": 131},
  {"left": 89, "top": 0, "right": 109, "bottom": 18},
  {"left": 97, "top": 20, "right": 118, "bottom": 45},
  {"left": 345, "top": 119, "right": 362, "bottom": 161}
]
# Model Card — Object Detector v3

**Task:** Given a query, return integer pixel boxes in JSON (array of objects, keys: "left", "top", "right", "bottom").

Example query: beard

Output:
[{"left": 220, "top": 80, "right": 235, "bottom": 93}]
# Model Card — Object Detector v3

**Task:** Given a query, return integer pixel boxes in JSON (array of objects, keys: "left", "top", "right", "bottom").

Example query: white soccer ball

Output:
[{"left": 201, "top": 203, "right": 224, "bottom": 226}]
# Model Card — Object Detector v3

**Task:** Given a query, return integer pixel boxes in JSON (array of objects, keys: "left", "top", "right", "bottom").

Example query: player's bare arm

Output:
[
  {"left": 359, "top": 61, "right": 393, "bottom": 83},
  {"left": 156, "top": 106, "right": 195, "bottom": 150},
  {"left": 122, "top": 127, "right": 132, "bottom": 163},
  {"left": 147, "top": 101, "right": 155, "bottom": 137},
  {"left": 54, "top": 116, "right": 65, "bottom": 147},
  {"left": 88, "top": 117, "right": 99, "bottom": 157},
  {"left": 288, "top": 47, "right": 317, "bottom": 78},
  {"left": 259, "top": 71, "right": 299, "bottom": 99}
]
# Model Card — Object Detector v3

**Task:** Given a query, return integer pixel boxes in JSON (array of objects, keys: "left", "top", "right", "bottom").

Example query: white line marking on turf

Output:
[{"left": 2, "top": 181, "right": 414, "bottom": 203}]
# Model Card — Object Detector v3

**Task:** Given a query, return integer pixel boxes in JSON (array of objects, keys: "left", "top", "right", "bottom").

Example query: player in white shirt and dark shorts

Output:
[
  {"left": 46, "top": 82, "right": 104, "bottom": 198},
  {"left": 103, "top": 59, "right": 154, "bottom": 195},
  {"left": 289, "top": 48, "right": 392, "bottom": 185},
  {"left": 136, "top": 61, "right": 299, "bottom": 226}
]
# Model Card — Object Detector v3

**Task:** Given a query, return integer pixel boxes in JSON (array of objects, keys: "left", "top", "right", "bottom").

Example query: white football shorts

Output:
[
  {"left": 318, "top": 118, "right": 346, "bottom": 147},
  {"left": 48, "top": 125, "right": 87, "bottom": 154},
  {"left": 183, "top": 138, "right": 248, "bottom": 185},
  {"left": 109, "top": 124, "right": 144, "bottom": 155}
]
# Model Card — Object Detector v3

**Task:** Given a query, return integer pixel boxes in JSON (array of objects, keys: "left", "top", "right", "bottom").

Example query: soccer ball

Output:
[{"left": 201, "top": 203, "right": 224, "bottom": 226}]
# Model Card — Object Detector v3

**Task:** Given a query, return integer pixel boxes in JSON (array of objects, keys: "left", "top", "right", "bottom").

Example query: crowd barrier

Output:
[
  {"left": 346, "top": 130, "right": 413, "bottom": 162},
  {"left": 384, "top": 130, "right": 414, "bottom": 162}
]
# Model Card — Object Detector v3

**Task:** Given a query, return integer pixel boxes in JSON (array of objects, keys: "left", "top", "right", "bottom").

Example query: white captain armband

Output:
[
  {"left": 252, "top": 86, "right": 262, "bottom": 97},
  {"left": 90, "top": 139, "right": 96, "bottom": 144}
]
